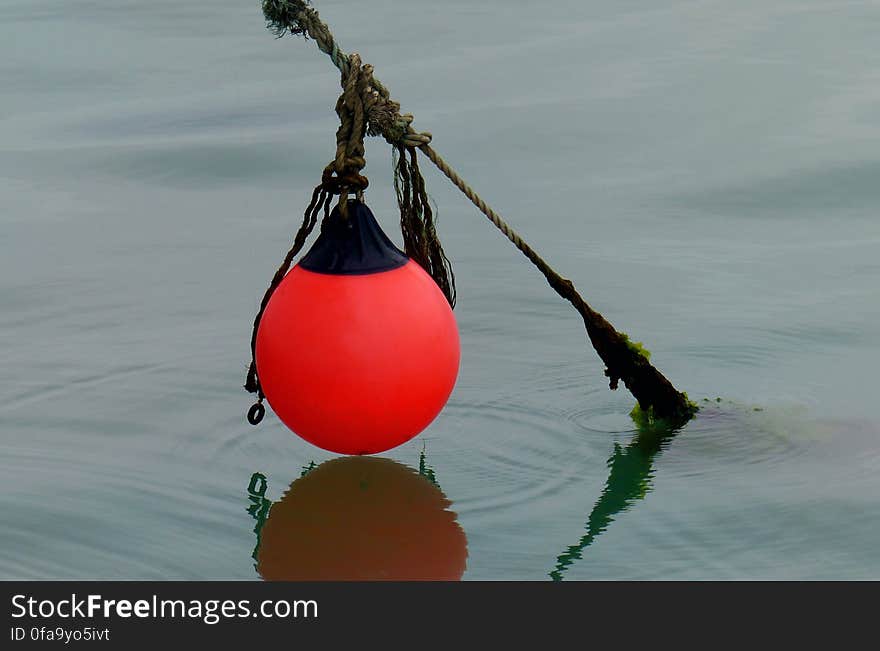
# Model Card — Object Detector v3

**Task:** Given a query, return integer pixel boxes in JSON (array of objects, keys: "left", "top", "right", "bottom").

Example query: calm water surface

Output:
[{"left": 2, "top": 0, "right": 880, "bottom": 579}]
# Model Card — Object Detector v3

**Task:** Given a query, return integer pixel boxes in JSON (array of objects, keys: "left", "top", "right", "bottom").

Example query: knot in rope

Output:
[
  {"left": 321, "top": 51, "right": 434, "bottom": 214},
  {"left": 268, "top": 3, "right": 432, "bottom": 152},
  {"left": 358, "top": 67, "right": 432, "bottom": 148},
  {"left": 322, "top": 52, "right": 369, "bottom": 207}
]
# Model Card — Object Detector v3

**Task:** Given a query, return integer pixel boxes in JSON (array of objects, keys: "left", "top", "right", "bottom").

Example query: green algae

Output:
[{"left": 620, "top": 332, "right": 652, "bottom": 361}]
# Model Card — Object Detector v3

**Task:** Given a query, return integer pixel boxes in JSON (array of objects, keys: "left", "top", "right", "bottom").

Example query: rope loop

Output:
[
  {"left": 247, "top": 401, "right": 266, "bottom": 426},
  {"left": 320, "top": 165, "right": 368, "bottom": 195}
]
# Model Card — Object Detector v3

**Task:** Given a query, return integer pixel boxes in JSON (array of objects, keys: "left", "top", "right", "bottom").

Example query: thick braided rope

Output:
[
  {"left": 331, "top": 52, "right": 366, "bottom": 175},
  {"left": 418, "top": 144, "right": 593, "bottom": 310},
  {"left": 416, "top": 138, "right": 692, "bottom": 420},
  {"left": 286, "top": 5, "right": 430, "bottom": 147},
  {"left": 321, "top": 51, "right": 371, "bottom": 210}
]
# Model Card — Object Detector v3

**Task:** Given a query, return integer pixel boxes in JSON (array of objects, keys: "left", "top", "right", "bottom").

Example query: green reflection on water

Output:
[
  {"left": 550, "top": 415, "right": 681, "bottom": 581},
  {"left": 244, "top": 460, "right": 319, "bottom": 564},
  {"left": 245, "top": 473, "right": 271, "bottom": 564},
  {"left": 418, "top": 445, "right": 439, "bottom": 488}
]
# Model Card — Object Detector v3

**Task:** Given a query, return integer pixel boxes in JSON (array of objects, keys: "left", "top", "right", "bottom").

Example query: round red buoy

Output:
[
  {"left": 257, "top": 456, "right": 468, "bottom": 581},
  {"left": 255, "top": 200, "right": 459, "bottom": 454}
]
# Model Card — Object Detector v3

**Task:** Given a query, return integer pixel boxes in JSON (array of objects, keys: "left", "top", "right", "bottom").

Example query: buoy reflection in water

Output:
[{"left": 247, "top": 455, "right": 468, "bottom": 580}]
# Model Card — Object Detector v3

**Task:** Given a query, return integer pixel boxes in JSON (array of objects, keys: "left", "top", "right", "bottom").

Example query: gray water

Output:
[{"left": 2, "top": 0, "right": 879, "bottom": 580}]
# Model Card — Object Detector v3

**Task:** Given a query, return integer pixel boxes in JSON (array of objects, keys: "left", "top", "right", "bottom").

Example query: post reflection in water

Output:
[
  {"left": 550, "top": 417, "right": 680, "bottom": 580},
  {"left": 246, "top": 451, "right": 468, "bottom": 581}
]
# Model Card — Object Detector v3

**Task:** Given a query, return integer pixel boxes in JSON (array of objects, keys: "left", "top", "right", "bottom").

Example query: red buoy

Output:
[{"left": 255, "top": 200, "right": 459, "bottom": 454}]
